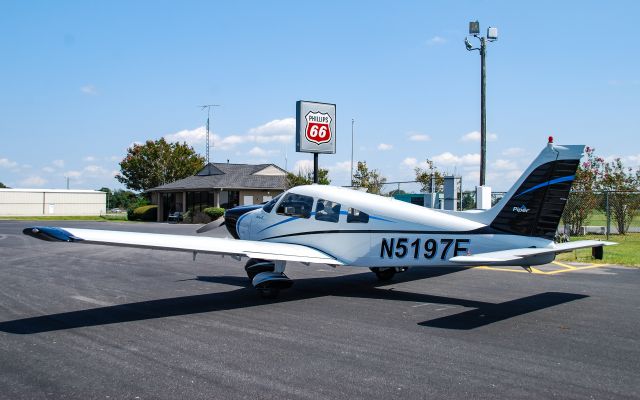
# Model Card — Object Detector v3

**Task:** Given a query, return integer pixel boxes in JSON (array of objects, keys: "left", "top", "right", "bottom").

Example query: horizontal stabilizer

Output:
[
  {"left": 23, "top": 227, "right": 343, "bottom": 266},
  {"left": 449, "top": 240, "right": 616, "bottom": 265}
]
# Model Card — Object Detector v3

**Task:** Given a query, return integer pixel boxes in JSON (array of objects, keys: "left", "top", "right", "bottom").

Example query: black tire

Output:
[
  {"left": 258, "top": 288, "right": 280, "bottom": 299},
  {"left": 245, "top": 259, "right": 275, "bottom": 280},
  {"left": 370, "top": 267, "right": 396, "bottom": 281}
]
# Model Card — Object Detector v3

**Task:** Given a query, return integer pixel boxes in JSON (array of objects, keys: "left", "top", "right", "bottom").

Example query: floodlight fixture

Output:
[
  {"left": 487, "top": 27, "right": 498, "bottom": 40},
  {"left": 469, "top": 21, "right": 480, "bottom": 35},
  {"left": 464, "top": 37, "right": 474, "bottom": 51}
]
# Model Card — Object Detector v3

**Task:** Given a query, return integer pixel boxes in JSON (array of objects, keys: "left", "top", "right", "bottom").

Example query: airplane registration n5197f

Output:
[{"left": 24, "top": 139, "right": 615, "bottom": 298}]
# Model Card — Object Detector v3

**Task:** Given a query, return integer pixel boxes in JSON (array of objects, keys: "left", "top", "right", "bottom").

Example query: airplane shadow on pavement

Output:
[{"left": 0, "top": 268, "right": 587, "bottom": 334}]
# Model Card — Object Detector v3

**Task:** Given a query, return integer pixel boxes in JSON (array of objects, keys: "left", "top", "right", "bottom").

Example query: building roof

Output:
[
  {"left": 148, "top": 162, "right": 287, "bottom": 192},
  {"left": 0, "top": 188, "right": 105, "bottom": 194}
]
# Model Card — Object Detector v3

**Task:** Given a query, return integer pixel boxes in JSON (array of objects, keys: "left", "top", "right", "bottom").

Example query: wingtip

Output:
[{"left": 22, "top": 226, "right": 83, "bottom": 242}]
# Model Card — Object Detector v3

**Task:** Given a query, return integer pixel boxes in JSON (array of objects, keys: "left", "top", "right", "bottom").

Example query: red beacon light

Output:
[{"left": 548, "top": 136, "right": 554, "bottom": 144}]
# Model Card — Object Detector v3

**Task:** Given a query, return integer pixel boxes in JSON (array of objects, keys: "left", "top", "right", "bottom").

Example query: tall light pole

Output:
[
  {"left": 200, "top": 104, "right": 221, "bottom": 165},
  {"left": 465, "top": 21, "right": 498, "bottom": 187}
]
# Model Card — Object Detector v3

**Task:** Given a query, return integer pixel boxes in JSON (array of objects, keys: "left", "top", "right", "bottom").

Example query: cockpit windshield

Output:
[{"left": 262, "top": 193, "right": 283, "bottom": 213}]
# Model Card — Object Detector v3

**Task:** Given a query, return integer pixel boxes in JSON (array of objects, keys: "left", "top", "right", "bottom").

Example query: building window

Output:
[
  {"left": 186, "top": 191, "right": 216, "bottom": 213},
  {"left": 219, "top": 190, "right": 239, "bottom": 209}
]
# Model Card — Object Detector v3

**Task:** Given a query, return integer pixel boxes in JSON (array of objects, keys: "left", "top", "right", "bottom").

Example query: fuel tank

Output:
[{"left": 224, "top": 204, "right": 262, "bottom": 239}]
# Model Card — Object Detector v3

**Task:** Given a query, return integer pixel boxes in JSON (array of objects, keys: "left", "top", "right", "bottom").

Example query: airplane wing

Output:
[
  {"left": 23, "top": 226, "right": 343, "bottom": 265},
  {"left": 449, "top": 240, "right": 616, "bottom": 265}
]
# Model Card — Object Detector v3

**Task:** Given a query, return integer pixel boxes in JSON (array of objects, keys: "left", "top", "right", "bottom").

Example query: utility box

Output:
[
  {"left": 476, "top": 185, "right": 492, "bottom": 210},
  {"left": 444, "top": 176, "right": 458, "bottom": 210}
]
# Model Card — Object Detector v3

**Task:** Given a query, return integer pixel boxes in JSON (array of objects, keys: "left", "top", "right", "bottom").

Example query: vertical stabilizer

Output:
[{"left": 484, "top": 141, "right": 584, "bottom": 239}]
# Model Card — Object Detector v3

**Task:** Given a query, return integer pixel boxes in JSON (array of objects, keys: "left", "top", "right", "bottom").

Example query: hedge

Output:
[
  {"left": 128, "top": 205, "right": 158, "bottom": 221},
  {"left": 203, "top": 207, "right": 225, "bottom": 220}
]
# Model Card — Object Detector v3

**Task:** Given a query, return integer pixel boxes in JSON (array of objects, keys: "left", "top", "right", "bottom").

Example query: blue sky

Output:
[{"left": 0, "top": 1, "right": 638, "bottom": 191}]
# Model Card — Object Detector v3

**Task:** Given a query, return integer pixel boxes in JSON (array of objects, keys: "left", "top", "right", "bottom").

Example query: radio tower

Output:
[{"left": 200, "top": 104, "right": 220, "bottom": 164}]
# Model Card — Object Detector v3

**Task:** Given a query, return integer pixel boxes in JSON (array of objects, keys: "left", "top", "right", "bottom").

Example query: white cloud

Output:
[
  {"left": 460, "top": 131, "right": 498, "bottom": 142},
  {"left": 248, "top": 146, "right": 269, "bottom": 157},
  {"left": 248, "top": 147, "right": 267, "bottom": 157},
  {"left": 377, "top": 143, "right": 393, "bottom": 151},
  {"left": 502, "top": 147, "right": 525, "bottom": 157},
  {"left": 402, "top": 157, "right": 417, "bottom": 167},
  {"left": 80, "top": 85, "right": 97, "bottom": 95},
  {"left": 328, "top": 161, "right": 352, "bottom": 173},
  {"left": 164, "top": 126, "right": 207, "bottom": 145},
  {"left": 163, "top": 118, "right": 295, "bottom": 151},
  {"left": 248, "top": 118, "right": 295, "bottom": 137},
  {"left": 426, "top": 36, "right": 446, "bottom": 46},
  {"left": 492, "top": 159, "right": 518, "bottom": 170},
  {"left": 52, "top": 159, "right": 65, "bottom": 168},
  {"left": 83, "top": 156, "right": 97, "bottom": 162},
  {"left": 21, "top": 176, "right": 47, "bottom": 187},
  {"left": 63, "top": 165, "right": 113, "bottom": 183},
  {"left": 42, "top": 166, "right": 55, "bottom": 173},
  {"left": 108, "top": 155, "right": 120, "bottom": 162},
  {"left": 0, "top": 158, "right": 18, "bottom": 168},
  {"left": 408, "top": 133, "right": 430, "bottom": 142},
  {"left": 432, "top": 152, "right": 480, "bottom": 166},
  {"left": 293, "top": 159, "right": 313, "bottom": 173}
]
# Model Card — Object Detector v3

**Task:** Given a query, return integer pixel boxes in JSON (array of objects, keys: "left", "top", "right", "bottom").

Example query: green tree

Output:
[
  {"left": 414, "top": 159, "right": 444, "bottom": 193},
  {"left": 0, "top": 182, "right": 8, "bottom": 188},
  {"left": 561, "top": 147, "right": 604, "bottom": 235},
  {"left": 116, "top": 138, "right": 205, "bottom": 192},
  {"left": 285, "top": 168, "right": 330, "bottom": 189},
  {"left": 353, "top": 161, "right": 386, "bottom": 194},
  {"left": 599, "top": 158, "right": 640, "bottom": 234}
]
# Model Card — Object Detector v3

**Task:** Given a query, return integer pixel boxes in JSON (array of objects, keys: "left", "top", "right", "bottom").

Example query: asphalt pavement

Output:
[{"left": 0, "top": 220, "right": 638, "bottom": 399}]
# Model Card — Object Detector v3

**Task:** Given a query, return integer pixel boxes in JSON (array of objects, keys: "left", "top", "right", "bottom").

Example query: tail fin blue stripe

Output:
[{"left": 514, "top": 175, "right": 574, "bottom": 198}]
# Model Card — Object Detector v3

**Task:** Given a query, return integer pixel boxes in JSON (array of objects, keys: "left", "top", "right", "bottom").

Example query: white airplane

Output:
[{"left": 24, "top": 139, "right": 615, "bottom": 298}]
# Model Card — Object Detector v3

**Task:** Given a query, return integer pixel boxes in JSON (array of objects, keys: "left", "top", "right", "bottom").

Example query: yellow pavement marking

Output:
[
  {"left": 474, "top": 263, "right": 609, "bottom": 275},
  {"left": 551, "top": 260, "right": 577, "bottom": 270},
  {"left": 543, "top": 263, "right": 609, "bottom": 275}
]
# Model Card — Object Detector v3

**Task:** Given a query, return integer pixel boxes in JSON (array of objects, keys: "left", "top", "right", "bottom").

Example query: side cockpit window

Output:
[
  {"left": 315, "top": 199, "right": 341, "bottom": 223},
  {"left": 262, "top": 193, "right": 282, "bottom": 213},
  {"left": 347, "top": 207, "right": 369, "bottom": 223},
  {"left": 276, "top": 193, "right": 314, "bottom": 218}
]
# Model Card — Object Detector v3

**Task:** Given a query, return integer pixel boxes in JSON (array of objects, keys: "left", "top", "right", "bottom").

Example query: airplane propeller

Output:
[{"left": 196, "top": 218, "right": 225, "bottom": 234}]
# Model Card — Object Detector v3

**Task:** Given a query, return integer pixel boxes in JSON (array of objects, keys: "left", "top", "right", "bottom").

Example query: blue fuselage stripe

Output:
[{"left": 514, "top": 175, "right": 574, "bottom": 198}]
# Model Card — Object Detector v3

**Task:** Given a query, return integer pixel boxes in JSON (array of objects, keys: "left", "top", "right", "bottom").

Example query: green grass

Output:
[
  {"left": 556, "top": 233, "right": 640, "bottom": 266},
  {"left": 581, "top": 210, "right": 640, "bottom": 228},
  {"left": 0, "top": 214, "right": 129, "bottom": 222}
]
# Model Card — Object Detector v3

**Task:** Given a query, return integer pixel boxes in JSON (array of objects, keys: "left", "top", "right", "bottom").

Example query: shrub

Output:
[
  {"left": 129, "top": 205, "right": 158, "bottom": 221},
  {"left": 203, "top": 207, "right": 225, "bottom": 220},
  {"left": 192, "top": 211, "right": 211, "bottom": 224},
  {"left": 182, "top": 210, "right": 192, "bottom": 223}
]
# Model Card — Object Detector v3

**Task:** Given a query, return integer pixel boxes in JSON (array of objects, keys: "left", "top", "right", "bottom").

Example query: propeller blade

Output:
[{"left": 196, "top": 218, "right": 225, "bottom": 234}]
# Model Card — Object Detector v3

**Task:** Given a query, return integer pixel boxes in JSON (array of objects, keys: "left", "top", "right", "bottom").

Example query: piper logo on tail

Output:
[
  {"left": 305, "top": 112, "right": 332, "bottom": 145},
  {"left": 513, "top": 205, "right": 530, "bottom": 213}
]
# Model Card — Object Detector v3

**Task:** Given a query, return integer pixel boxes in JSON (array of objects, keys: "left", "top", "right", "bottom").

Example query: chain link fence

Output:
[{"left": 561, "top": 191, "right": 640, "bottom": 239}]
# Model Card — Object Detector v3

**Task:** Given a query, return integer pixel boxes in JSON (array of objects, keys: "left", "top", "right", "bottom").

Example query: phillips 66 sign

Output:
[{"left": 296, "top": 100, "right": 336, "bottom": 154}]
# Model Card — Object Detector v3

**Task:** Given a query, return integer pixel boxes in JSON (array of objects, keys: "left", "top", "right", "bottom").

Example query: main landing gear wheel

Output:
[
  {"left": 370, "top": 267, "right": 396, "bottom": 281},
  {"left": 244, "top": 259, "right": 275, "bottom": 280},
  {"left": 370, "top": 267, "right": 408, "bottom": 281}
]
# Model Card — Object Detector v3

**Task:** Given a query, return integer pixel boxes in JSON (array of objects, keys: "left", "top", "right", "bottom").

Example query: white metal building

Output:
[{"left": 0, "top": 189, "right": 106, "bottom": 216}]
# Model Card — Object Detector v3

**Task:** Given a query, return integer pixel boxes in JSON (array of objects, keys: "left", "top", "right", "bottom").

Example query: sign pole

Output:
[{"left": 313, "top": 153, "right": 319, "bottom": 183}]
